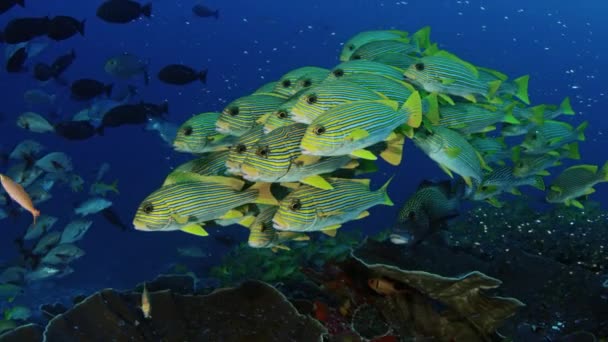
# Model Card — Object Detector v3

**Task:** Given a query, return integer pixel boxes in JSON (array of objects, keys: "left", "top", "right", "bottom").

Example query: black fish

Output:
[
  {"left": 192, "top": 4, "right": 219, "bottom": 19},
  {"left": 6, "top": 46, "right": 27, "bottom": 73},
  {"left": 158, "top": 64, "right": 207, "bottom": 85},
  {"left": 139, "top": 100, "right": 168, "bottom": 118},
  {"left": 51, "top": 49, "right": 76, "bottom": 77},
  {"left": 101, "top": 207, "right": 128, "bottom": 231},
  {"left": 96, "top": 0, "right": 152, "bottom": 24},
  {"left": 98, "top": 104, "right": 148, "bottom": 134},
  {"left": 54, "top": 121, "right": 98, "bottom": 140},
  {"left": 47, "top": 16, "right": 85, "bottom": 41},
  {"left": 33, "top": 62, "right": 55, "bottom": 81},
  {"left": 0, "top": 0, "right": 24, "bottom": 15},
  {"left": 1, "top": 16, "right": 50, "bottom": 44},
  {"left": 70, "top": 78, "right": 113, "bottom": 101}
]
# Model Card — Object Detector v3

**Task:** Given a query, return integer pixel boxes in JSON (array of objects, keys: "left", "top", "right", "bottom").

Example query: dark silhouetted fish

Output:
[
  {"left": 98, "top": 104, "right": 147, "bottom": 134},
  {"left": 158, "top": 64, "right": 207, "bottom": 85},
  {"left": 54, "top": 121, "right": 98, "bottom": 141},
  {"left": 0, "top": 0, "right": 24, "bottom": 15},
  {"left": 6, "top": 46, "right": 27, "bottom": 72},
  {"left": 139, "top": 100, "right": 168, "bottom": 118},
  {"left": 192, "top": 4, "right": 219, "bottom": 19},
  {"left": 101, "top": 207, "right": 128, "bottom": 231},
  {"left": 51, "top": 49, "right": 76, "bottom": 77},
  {"left": 33, "top": 62, "right": 55, "bottom": 81},
  {"left": 47, "top": 16, "right": 85, "bottom": 41},
  {"left": 96, "top": 0, "right": 152, "bottom": 24},
  {"left": 1, "top": 16, "right": 50, "bottom": 44},
  {"left": 70, "top": 79, "right": 113, "bottom": 101}
]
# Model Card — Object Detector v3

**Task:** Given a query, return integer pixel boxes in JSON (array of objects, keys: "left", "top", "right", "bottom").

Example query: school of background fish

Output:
[{"left": 0, "top": 0, "right": 606, "bottom": 336}]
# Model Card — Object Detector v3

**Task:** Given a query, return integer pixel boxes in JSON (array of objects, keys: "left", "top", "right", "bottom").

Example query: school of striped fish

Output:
[{"left": 133, "top": 27, "right": 607, "bottom": 250}]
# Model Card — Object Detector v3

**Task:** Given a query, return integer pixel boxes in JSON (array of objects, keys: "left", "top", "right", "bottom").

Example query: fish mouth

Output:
[
  {"left": 132, "top": 219, "right": 149, "bottom": 231},
  {"left": 215, "top": 122, "right": 231, "bottom": 134}
]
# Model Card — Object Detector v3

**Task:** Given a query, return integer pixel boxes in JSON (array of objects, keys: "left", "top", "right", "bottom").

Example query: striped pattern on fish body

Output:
[
  {"left": 413, "top": 126, "right": 484, "bottom": 186},
  {"left": 272, "top": 177, "right": 393, "bottom": 232},
  {"left": 502, "top": 120, "right": 536, "bottom": 137},
  {"left": 351, "top": 40, "right": 418, "bottom": 61},
  {"left": 247, "top": 206, "right": 309, "bottom": 249},
  {"left": 133, "top": 175, "right": 273, "bottom": 231},
  {"left": 261, "top": 97, "right": 299, "bottom": 134},
  {"left": 513, "top": 153, "right": 564, "bottom": 178},
  {"left": 273, "top": 67, "right": 330, "bottom": 97},
  {"left": 477, "top": 68, "right": 530, "bottom": 104},
  {"left": 397, "top": 185, "right": 458, "bottom": 227},
  {"left": 521, "top": 121, "right": 587, "bottom": 155},
  {"left": 291, "top": 81, "right": 389, "bottom": 124},
  {"left": 543, "top": 97, "right": 575, "bottom": 120},
  {"left": 437, "top": 103, "right": 519, "bottom": 134},
  {"left": 299, "top": 94, "right": 422, "bottom": 158},
  {"left": 367, "top": 53, "right": 417, "bottom": 70},
  {"left": 469, "top": 136, "right": 511, "bottom": 165},
  {"left": 336, "top": 73, "right": 416, "bottom": 104},
  {"left": 481, "top": 165, "right": 544, "bottom": 189},
  {"left": 225, "top": 125, "right": 265, "bottom": 175},
  {"left": 173, "top": 112, "right": 235, "bottom": 153},
  {"left": 240, "top": 123, "right": 352, "bottom": 184},
  {"left": 216, "top": 94, "right": 287, "bottom": 136},
  {"left": 546, "top": 163, "right": 608, "bottom": 206},
  {"left": 404, "top": 51, "right": 496, "bottom": 102},
  {"left": 292, "top": 68, "right": 333, "bottom": 94},
  {"left": 326, "top": 60, "right": 405, "bottom": 82},
  {"left": 340, "top": 30, "right": 410, "bottom": 61},
  {"left": 169, "top": 151, "right": 230, "bottom": 181}
]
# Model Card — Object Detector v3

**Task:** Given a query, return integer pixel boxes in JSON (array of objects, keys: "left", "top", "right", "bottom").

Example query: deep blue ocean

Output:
[{"left": 0, "top": 0, "right": 606, "bottom": 320}]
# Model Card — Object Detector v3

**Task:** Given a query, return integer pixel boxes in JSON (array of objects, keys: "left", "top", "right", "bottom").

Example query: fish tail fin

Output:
[
  {"left": 563, "top": 142, "right": 580, "bottom": 160},
  {"left": 105, "top": 83, "right": 113, "bottom": 98},
  {"left": 402, "top": 91, "right": 422, "bottom": 128},
  {"left": 601, "top": 161, "right": 608, "bottom": 182},
  {"left": 529, "top": 104, "right": 546, "bottom": 125},
  {"left": 532, "top": 176, "right": 545, "bottom": 191},
  {"left": 251, "top": 182, "right": 278, "bottom": 205},
  {"left": 111, "top": 180, "right": 119, "bottom": 194},
  {"left": 512, "top": 75, "right": 530, "bottom": 104},
  {"left": 380, "top": 132, "right": 405, "bottom": 166},
  {"left": 79, "top": 19, "right": 86, "bottom": 36},
  {"left": 560, "top": 97, "right": 575, "bottom": 115},
  {"left": 141, "top": 3, "right": 152, "bottom": 17},
  {"left": 199, "top": 69, "right": 208, "bottom": 84},
  {"left": 576, "top": 121, "right": 588, "bottom": 141},
  {"left": 412, "top": 26, "right": 431, "bottom": 52},
  {"left": 377, "top": 176, "right": 394, "bottom": 206},
  {"left": 214, "top": 10, "right": 220, "bottom": 19}
]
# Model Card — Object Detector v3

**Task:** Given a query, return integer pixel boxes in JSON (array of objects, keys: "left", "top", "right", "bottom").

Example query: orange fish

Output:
[
  {"left": 0, "top": 174, "right": 40, "bottom": 224},
  {"left": 312, "top": 300, "right": 329, "bottom": 322},
  {"left": 368, "top": 278, "right": 402, "bottom": 296}
]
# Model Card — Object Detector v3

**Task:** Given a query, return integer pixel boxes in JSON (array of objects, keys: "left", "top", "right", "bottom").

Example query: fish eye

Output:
[
  {"left": 408, "top": 211, "right": 416, "bottom": 220},
  {"left": 302, "top": 79, "right": 312, "bottom": 87},
  {"left": 142, "top": 203, "right": 154, "bottom": 214},
  {"left": 415, "top": 63, "right": 425, "bottom": 71},
  {"left": 313, "top": 125, "right": 326, "bottom": 135},
  {"left": 277, "top": 110, "right": 288, "bottom": 119},
  {"left": 306, "top": 94, "right": 318, "bottom": 105},
  {"left": 333, "top": 69, "right": 344, "bottom": 77},
  {"left": 352, "top": 54, "right": 361, "bottom": 60},
  {"left": 256, "top": 146, "right": 270, "bottom": 158},
  {"left": 235, "top": 144, "right": 247, "bottom": 153},
  {"left": 348, "top": 44, "right": 355, "bottom": 51},
  {"left": 182, "top": 126, "right": 193, "bottom": 136},
  {"left": 289, "top": 199, "right": 302, "bottom": 211},
  {"left": 481, "top": 186, "right": 488, "bottom": 191},
  {"left": 228, "top": 107, "right": 239, "bottom": 116},
  {"left": 281, "top": 79, "right": 292, "bottom": 88},
  {"left": 531, "top": 132, "right": 538, "bottom": 139}
]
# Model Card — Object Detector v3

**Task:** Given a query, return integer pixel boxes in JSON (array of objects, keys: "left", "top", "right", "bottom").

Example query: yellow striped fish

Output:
[
  {"left": 273, "top": 66, "right": 330, "bottom": 97},
  {"left": 340, "top": 30, "right": 410, "bottom": 61},
  {"left": 521, "top": 121, "right": 587, "bottom": 155},
  {"left": 437, "top": 103, "right": 520, "bottom": 134},
  {"left": 403, "top": 50, "right": 501, "bottom": 103},
  {"left": 350, "top": 40, "right": 418, "bottom": 69},
  {"left": 326, "top": 60, "right": 405, "bottom": 82},
  {"left": 244, "top": 206, "right": 310, "bottom": 252},
  {"left": 173, "top": 112, "right": 235, "bottom": 153},
  {"left": 260, "top": 97, "right": 298, "bottom": 134},
  {"left": 290, "top": 81, "right": 389, "bottom": 124},
  {"left": 216, "top": 93, "right": 287, "bottom": 136},
  {"left": 166, "top": 151, "right": 229, "bottom": 182},
  {"left": 291, "top": 68, "right": 333, "bottom": 94},
  {"left": 133, "top": 174, "right": 276, "bottom": 234},
  {"left": 299, "top": 93, "right": 422, "bottom": 165},
  {"left": 335, "top": 73, "right": 417, "bottom": 104},
  {"left": 272, "top": 177, "right": 393, "bottom": 232},
  {"left": 239, "top": 123, "right": 355, "bottom": 189},
  {"left": 225, "top": 125, "right": 265, "bottom": 175},
  {"left": 546, "top": 162, "right": 608, "bottom": 209},
  {"left": 412, "top": 126, "right": 485, "bottom": 186}
]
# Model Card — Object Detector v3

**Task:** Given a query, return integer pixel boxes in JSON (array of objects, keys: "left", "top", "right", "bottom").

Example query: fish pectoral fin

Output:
[
  {"left": 550, "top": 185, "right": 562, "bottom": 193},
  {"left": 318, "top": 210, "right": 344, "bottom": 218},
  {"left": 584, "top": 187, "right": 596, "bottom": 195},
  {"left": 350, "top": 149, "right": 377, "bottom": 160},
  {"left": 301, "top": 175, "right": 333, "bottom": 190},
  {"left": 272, "top": 244, "right": 291, "bottom": 252},
  {"left": 438, "top": 163, "right": 454, "bottom": 178},
  {"left": 463, "top": 94, "right": 477, "bottom": 103},
  {"left": 347, "top": 128, "right": 370, "bottom": 141},
  {"left": 293, "top": 154, "right": 321, "bottom": 166},
  {"left": 171, "top": 214, "right": 189, "bottom": 225},
  {"left": 440, "top": 78, "right": 456, "bottom": 85},
  {"left": 321, "top": 224, "right": 342, "bottom": 232},
  {"left": 444, "top": 146, "right": 462, "bottom": 158},
  {"left": 321, "top": 229, "right": 338, "bottom": 237},
  {"left": 486, "top": 197, "right": 504, "bottom": 208},
  {"left": 181, "top": 224, "right": 209, "bottom": 237},
  {"left": 356, "top": 211, "right": 370, "bottom": 219},
  {"left": 509, "top": 188, "right": 522, "bottom": 196},
  {"left": 569, "top": 199, "right": 584, "bottom": 209},
  {"left": 438, "top": 93, "right": 455, "bottom": 105},
  {"left": 221, "top": 209, "right": 244, "bottom": 219}
]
